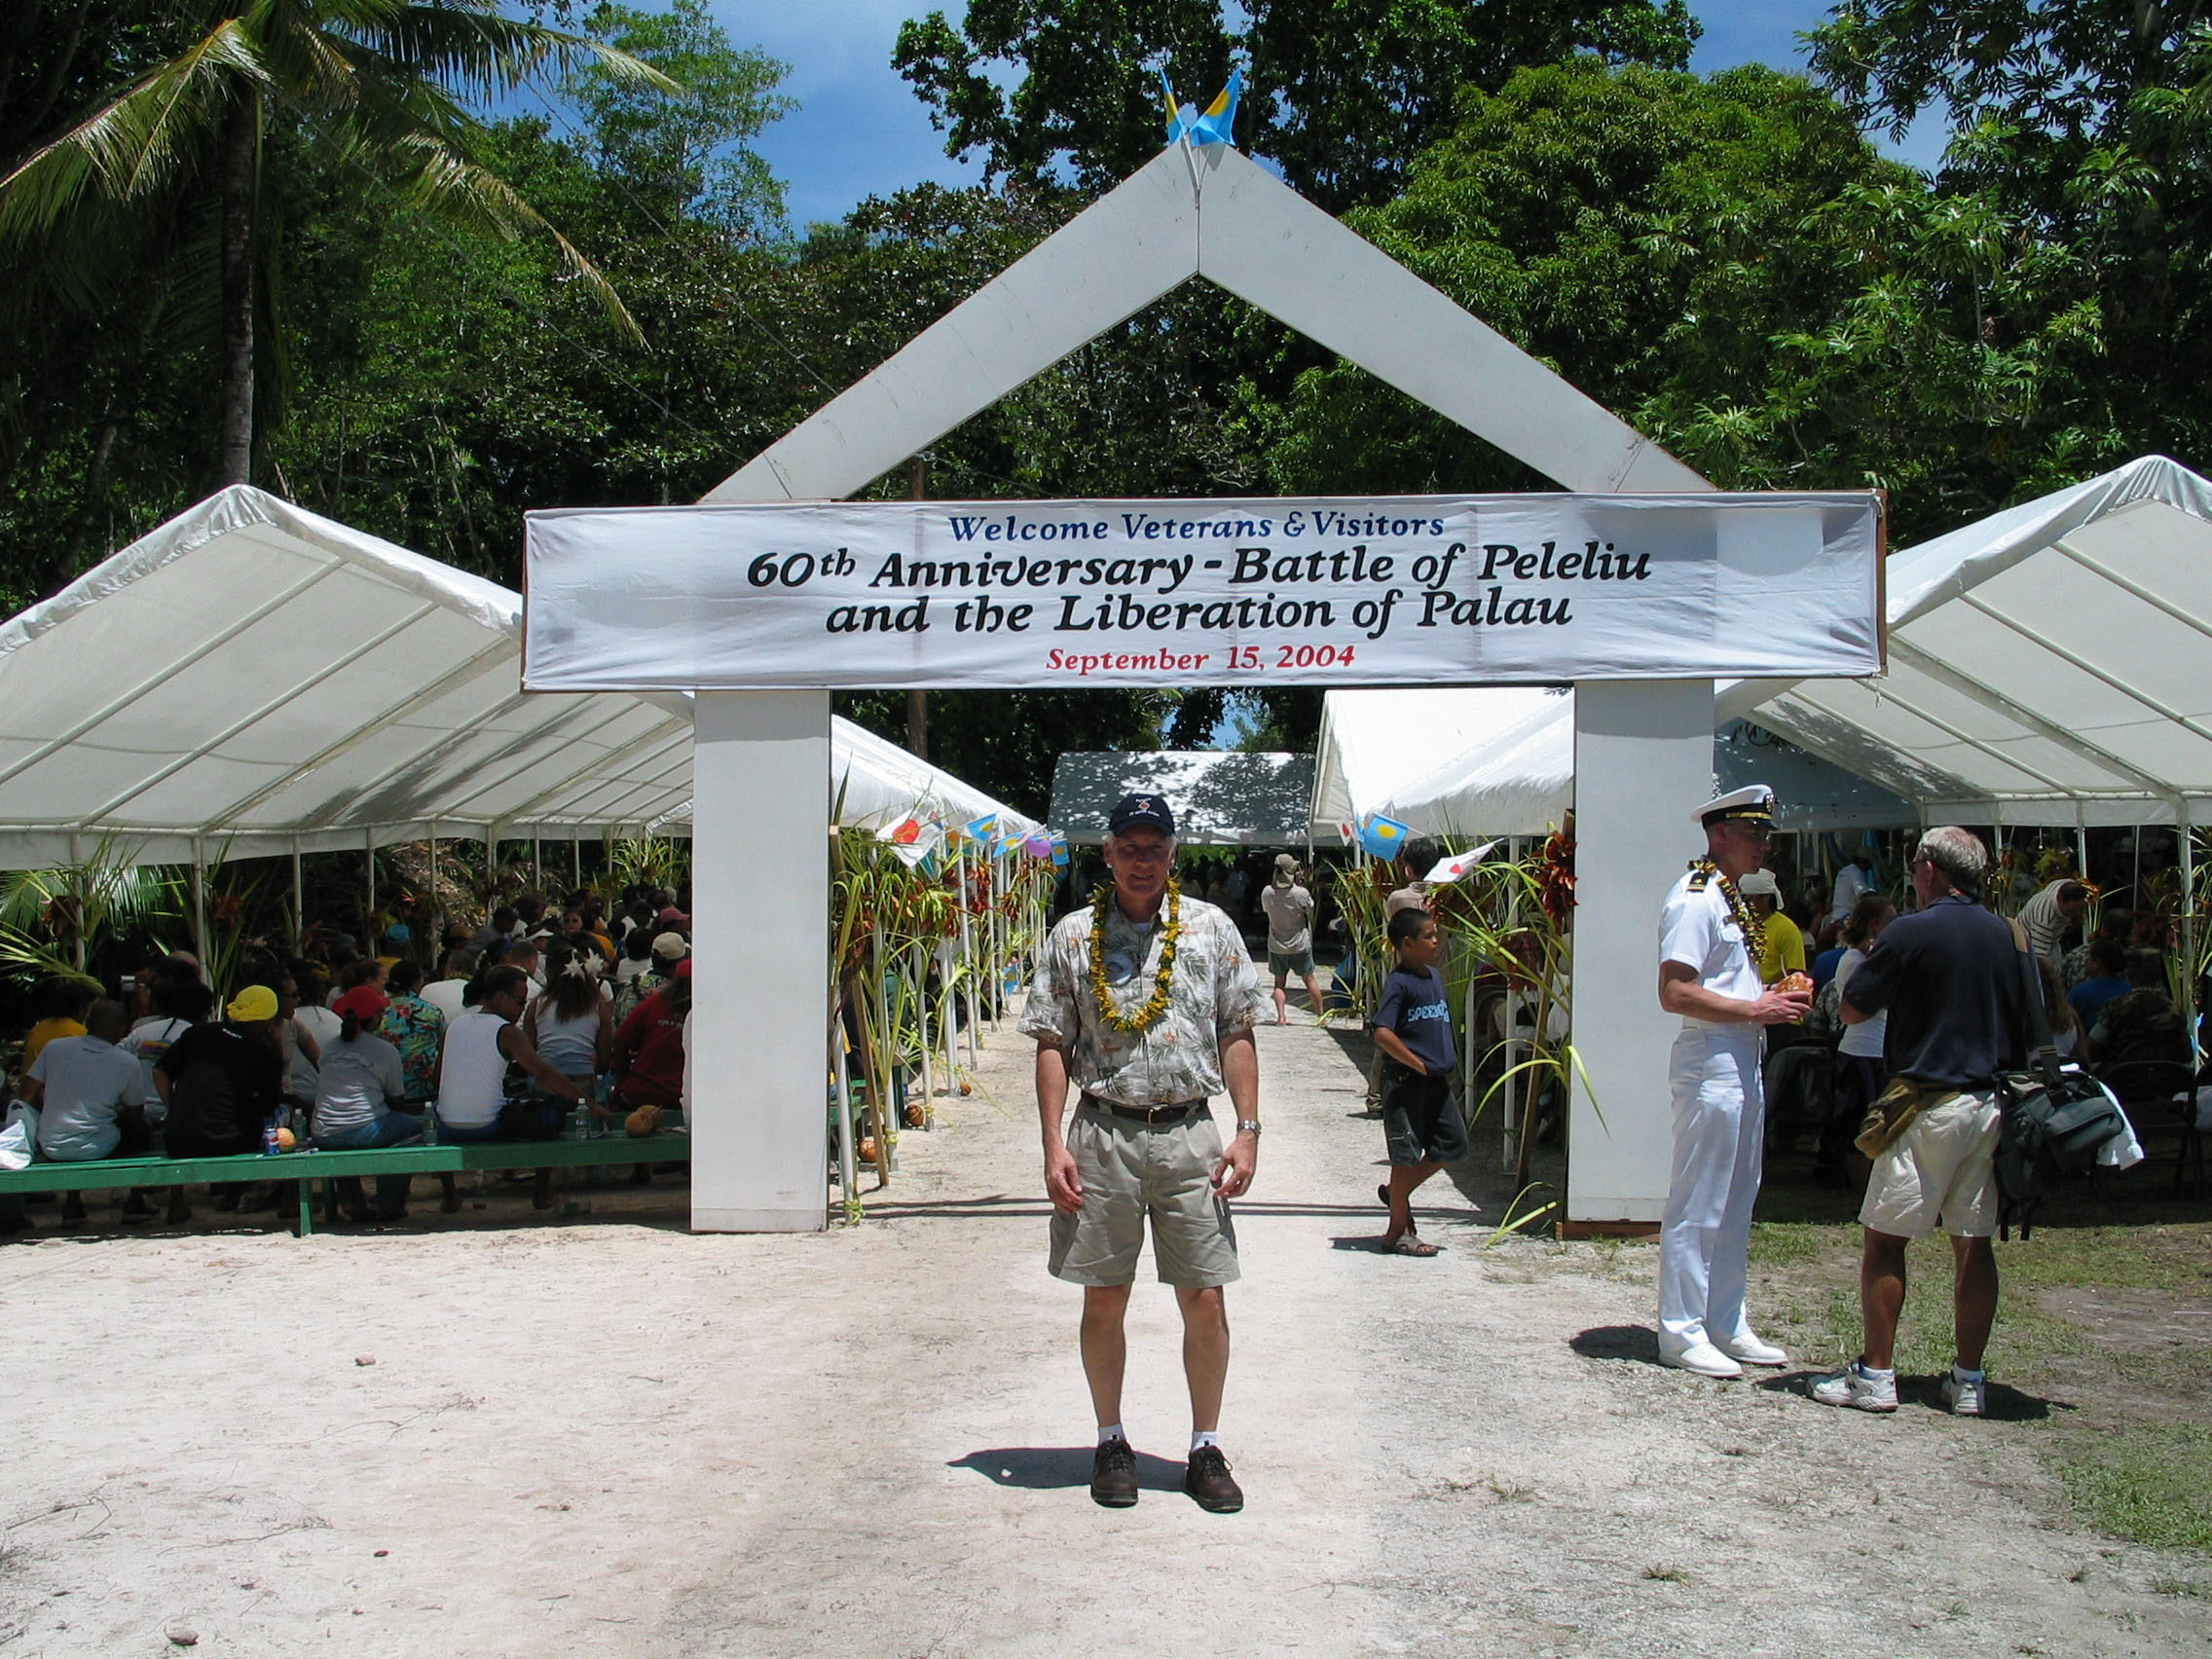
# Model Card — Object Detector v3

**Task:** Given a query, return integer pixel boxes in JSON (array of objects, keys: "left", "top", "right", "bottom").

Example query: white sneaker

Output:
[
  {"left": 1715, "top": 1331, "right": 1789, "bottom": 1367},
  {"left": 1661, "top": 1340, "right": 1744, "bottom": 1380},
  {"left": 1809, "top": 1361, "right": 1898, "bottom": 1413},
  {"left": 1940, "top": 1372, "right": 1986, "bottom": 1417}
]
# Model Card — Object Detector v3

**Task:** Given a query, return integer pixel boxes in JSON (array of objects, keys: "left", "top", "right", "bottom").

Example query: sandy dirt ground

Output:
[{"left": 3, "top": 1004, "right": 2205, "bottom": 1658}]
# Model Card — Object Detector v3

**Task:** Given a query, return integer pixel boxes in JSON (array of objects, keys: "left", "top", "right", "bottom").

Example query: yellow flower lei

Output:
[
  {"left": 1691, "top": 858, "right": 1766, "bottom": 963},
  {"left": 1089, "top": 877, "right": 1182, "bottom": 1033}
]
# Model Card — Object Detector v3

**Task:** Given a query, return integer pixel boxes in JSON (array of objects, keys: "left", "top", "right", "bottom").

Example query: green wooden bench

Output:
[{"left": 0, "top": 1130, "right": 692, "bottom": 1236}]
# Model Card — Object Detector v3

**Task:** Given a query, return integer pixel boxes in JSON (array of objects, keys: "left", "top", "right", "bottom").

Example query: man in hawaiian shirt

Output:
[{"left": 1021, "top": 792, "right": 1270, "bottom": 1515}]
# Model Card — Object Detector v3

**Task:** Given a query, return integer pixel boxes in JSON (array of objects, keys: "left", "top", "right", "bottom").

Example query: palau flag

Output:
[
  {"left": 961, "top": 814, "right": 998, "bottom": 846},
  {"left": 1161, "top": 66, "right": 1242, "bottom": 149},
  {"left": 1359, "top": 814, "right": 1413, "bottom": 860},
  {"left": 1051, "top": 836, "right": 1071, "bottom": 868}
]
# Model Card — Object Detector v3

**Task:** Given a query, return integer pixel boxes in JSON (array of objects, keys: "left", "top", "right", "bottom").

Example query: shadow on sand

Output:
[{"left": 948, "top": 1446, "right": 1188, "bottom": 1492}]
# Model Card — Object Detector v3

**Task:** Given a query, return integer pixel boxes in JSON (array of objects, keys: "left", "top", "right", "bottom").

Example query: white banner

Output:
[{"left": 523, "top": 492, "right": 1881, "bottom": 691}]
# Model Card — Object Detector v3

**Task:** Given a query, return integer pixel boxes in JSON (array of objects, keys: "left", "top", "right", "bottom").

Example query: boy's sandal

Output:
[
  {"left": 1383, "top": 1234, "right": 1441, "bottom": 1257},
  {"left": 1379, "top": 1183, "right": 1417, "bottom": 1234}
]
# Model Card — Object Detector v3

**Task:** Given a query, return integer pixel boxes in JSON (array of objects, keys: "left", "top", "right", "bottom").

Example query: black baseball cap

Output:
[{"left": 1106, "top": 793, "right": 1175, "bottom": 836}]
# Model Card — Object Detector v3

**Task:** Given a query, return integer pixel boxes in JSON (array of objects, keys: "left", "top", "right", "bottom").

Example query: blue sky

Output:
[{"left": 723, "top": 1, "right": 1949, "bottom": 230}]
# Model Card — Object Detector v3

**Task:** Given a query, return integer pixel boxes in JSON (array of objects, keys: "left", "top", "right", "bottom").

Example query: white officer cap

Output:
[{"left": 1693, "top": 784, "right": 1776, "bottom": 829}]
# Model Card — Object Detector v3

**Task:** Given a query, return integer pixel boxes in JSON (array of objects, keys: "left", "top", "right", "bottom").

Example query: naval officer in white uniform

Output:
[{"left": 1655, "top": 785, "right": 1812, "bottom": 1378}]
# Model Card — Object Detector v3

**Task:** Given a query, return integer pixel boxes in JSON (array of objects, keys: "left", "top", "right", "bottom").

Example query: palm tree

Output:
[{"left": 0, "top": 1, "right": 675, "bottom": 487}]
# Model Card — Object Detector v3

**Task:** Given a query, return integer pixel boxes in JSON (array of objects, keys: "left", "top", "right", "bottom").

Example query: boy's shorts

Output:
[
  {"left": 1382, "top": 1066, "right": 1468, "bottom": 1166},
  {"left": 1268, "top": 947, "right": 1315, "bottom": 977}
]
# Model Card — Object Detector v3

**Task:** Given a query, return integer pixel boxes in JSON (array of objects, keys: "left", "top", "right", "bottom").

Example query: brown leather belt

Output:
[{"left": 1082, "top": 1093, "right": 1207, "bottom": 1125}]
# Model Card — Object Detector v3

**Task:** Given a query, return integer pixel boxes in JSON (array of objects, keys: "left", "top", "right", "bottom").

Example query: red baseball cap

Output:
[{"left": 332, "top": 985, "right": 390, "bottom": 1022}]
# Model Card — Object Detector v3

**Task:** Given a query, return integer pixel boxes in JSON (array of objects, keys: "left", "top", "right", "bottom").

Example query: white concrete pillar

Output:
[
  {"left": 690, "top": 689, "right": 830, "bottom": 1232},
  {"left": 1567, "top": 679, "right": 1714, "bottom": 1229}
]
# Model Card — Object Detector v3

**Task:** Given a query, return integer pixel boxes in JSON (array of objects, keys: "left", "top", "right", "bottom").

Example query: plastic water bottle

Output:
[
  {"left": 570, "top": 1100, "right": 593, "bottom": 1141},
  {"left": 421, "top": 1107, "right": 438, "bottom": 1146}
]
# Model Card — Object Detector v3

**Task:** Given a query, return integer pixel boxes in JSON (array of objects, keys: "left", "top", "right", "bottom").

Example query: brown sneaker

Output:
[
  {"left": 1090, "top": 1435, "right": 1139, "bottom": 1507},
  {"left": 1183, "top": 1444, "right": 1243, "bottom": 1513}
]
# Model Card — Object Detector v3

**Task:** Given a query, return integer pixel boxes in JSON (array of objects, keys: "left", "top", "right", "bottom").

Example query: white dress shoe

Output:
[
  {"left": 1661, "top": 1340, "right": 1744, "bottom": 1379},
  {"left": 1714, "top": 1332, "right": 1789, "bottom": 1367}
]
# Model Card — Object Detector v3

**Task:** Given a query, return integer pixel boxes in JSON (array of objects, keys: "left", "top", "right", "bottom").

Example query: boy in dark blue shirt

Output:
[{"left": 1373, "top": 908, "right": 1467, "bottom": 1255}]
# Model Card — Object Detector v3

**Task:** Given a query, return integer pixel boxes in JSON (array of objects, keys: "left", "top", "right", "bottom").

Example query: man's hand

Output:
[
  {"left": 1044, "top": 1140, "right": 1085, "bottom": 1215},
  {"left": 1212, "top": 1128, "right": 1257, "bottom": 1199},
  {"left": 1749, "top": 985, "right": 1813, "bottom": 1025}
]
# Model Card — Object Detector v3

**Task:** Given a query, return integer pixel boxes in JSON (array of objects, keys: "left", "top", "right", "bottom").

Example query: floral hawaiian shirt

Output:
[
  {"left": 1019, "top": 891, "right": 1269, "bottom": 1108},
  {"left": 383, "top": 992, "right": 446, "bottom": 1105}
]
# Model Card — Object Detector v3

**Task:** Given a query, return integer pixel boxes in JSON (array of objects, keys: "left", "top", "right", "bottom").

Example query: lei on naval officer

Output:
[
  {"left": 1655, "top": 785, "right": 1813, "bottom": 1378},
  {"left": 1019, "top": 791, "right": 1272, "bottom": 1515}
]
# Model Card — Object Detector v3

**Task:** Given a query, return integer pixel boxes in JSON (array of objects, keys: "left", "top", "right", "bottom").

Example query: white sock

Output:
[
  {"left": 1857, "top": 1360, "right": 1895, "bottom": 1379},
  {"left": 1097, "top": 1422, "right": 1124, "bottom": 1445},
  {"left": 1953, "top": 1364, "right": 1983, "bottom": 1382},
  {"left": 1190, "top": 1430, "right": 1220, "bottom": 1453}
]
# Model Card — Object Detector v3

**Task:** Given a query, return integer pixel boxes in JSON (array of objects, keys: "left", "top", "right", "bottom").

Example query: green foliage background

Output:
[{"left": 5, "top": 0, "right": 2210, "bottom": 808}]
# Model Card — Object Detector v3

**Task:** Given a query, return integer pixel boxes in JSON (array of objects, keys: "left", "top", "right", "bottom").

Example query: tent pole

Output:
[
  {"left": 291, "top": 839, "right": 304, "bottom": 951},
  {"left": 572, "top": 832, "right": 581, "bottom": 888},
  {"left": 830, "top": 990, "right": 858, "bottom": 1214},
  {"left": 426, "top": 826, "right": 439, "bottom": 956},
  {"left": 2182, "top": 807, "right": 2199, "bottom": 1068},
  {"left": 365, "top": 829, "right": 376, "bottom": 930},
  {"left": 1502, "top": 833, "right": 1522, "bottom": 1174},
  {"left": 912, "top": 940, "right": 935, "bottom": 1114},
  {"left": 532, "top": 836, "right": 540, "bottom": 892},
  {"left": 191, "top": 842, "right": 208, "bottom": 984},
  {"left": 959, "top": 842, "right": 978, "bottom": 1068}
]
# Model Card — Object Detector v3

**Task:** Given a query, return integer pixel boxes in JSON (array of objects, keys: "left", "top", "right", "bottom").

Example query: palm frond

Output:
[
  {"left": 386, "top": 133, "right": 644, "bottom": 342},
  {"left": 0, "top": 20, "right": 265, "bottom": 237}
]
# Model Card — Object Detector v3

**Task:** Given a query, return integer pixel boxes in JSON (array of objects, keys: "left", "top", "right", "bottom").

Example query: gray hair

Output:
[{"left": 1914, "top": 826, "right": 1987, "bottom": 893}]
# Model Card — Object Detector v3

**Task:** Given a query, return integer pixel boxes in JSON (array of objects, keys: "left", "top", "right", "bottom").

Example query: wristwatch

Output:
[{"left": 1235, "top": 1119, "right": 1262, "bottom": 1136}]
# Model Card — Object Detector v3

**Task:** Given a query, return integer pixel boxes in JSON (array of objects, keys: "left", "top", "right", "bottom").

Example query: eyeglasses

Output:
[{"left": 1111, "top": 843, "right": 1172, "bottom": 864}]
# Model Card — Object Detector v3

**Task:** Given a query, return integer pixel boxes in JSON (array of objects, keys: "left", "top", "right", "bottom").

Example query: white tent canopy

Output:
[
  {"left": 1726, "top": 456, "right": 2212, "bottom": 827},
  {"left": 0, "top": 488, "right": 1028, "bottom": 869},
  {"left": 1379, "top": 692, "right": 1577, "bottom": 836},
  {"left": 1309, "top": 687, "right": 1565, "bottom": 838},
  {"left": 1380, "top": 700, "right": 1918, "bottom": 835},
  {"left": 1051, "top": 751, "right": 1320, "bottom": 845},
  {"left": 823, "top": 717, "right": 1037, "bottom": 836}
]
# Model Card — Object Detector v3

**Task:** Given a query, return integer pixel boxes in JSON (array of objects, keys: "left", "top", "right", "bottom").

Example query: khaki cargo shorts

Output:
[
  {"left": 1860, "top": 1088, "right": 2002, "bottom": 1239},
  {"left": 1050, "top": 1104, "right": 1239, "bottom": 1289}
]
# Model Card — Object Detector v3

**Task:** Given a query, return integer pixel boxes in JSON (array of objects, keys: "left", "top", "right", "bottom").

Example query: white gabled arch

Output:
[
  {"left": 706, "top": 144, "right": 1708, "bottom": 505},
  {"left": 687, "top": 142, "right": 1715, "bottom": 1235}
]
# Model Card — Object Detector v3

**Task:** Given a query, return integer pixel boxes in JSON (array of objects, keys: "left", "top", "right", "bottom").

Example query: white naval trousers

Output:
[{"left": 1657, "top": 1020, "right": 1766, "bottom": 1356}]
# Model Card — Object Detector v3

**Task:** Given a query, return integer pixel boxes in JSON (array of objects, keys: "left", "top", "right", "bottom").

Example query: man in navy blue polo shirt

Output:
[{"left": 1815, "top": 826, "right": 2038, "bottom": 1417}]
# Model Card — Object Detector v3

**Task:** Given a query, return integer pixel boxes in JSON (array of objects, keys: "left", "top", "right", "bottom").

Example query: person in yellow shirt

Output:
[
  {"left": 1738, "top": 871, "right": 1806, "bottom": 986},
  {"left": 18, "top": 977, "right": 96, "bottom": 1077}
]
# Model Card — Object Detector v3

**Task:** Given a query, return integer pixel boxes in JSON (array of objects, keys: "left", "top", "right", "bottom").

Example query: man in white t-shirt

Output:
[
  {"left": 1654, "top": 787, "right": 1811, "bottom": 1380},
  {"left": 422, "top": 948, "right": 475, "bottom": 1024},
  {"left": 23, "top": 1001, "right": 147, "bottom": 1222},
  {"left": 1259, "top": 854, "right": 1323, "bottom": 1024},
  {"left": 1826, "top": 849, "right": 1875, "bottom": 929}
]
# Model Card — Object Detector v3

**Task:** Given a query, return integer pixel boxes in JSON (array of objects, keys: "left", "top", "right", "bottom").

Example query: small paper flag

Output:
[
  {"left": 1424, "top": 841, "right": 1498, "bottom": 884},
  {"left": 1359, "top": 814, "right": 1412, "bottom": 860}
]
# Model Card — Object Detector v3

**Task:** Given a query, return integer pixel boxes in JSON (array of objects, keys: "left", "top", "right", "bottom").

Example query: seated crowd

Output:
[
  {"left": 1, "top": 885, "right": 696, "bottom": 1232},
  {"left": 1760, "top": 872, "right": 2203, "bottom": 1186}
]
